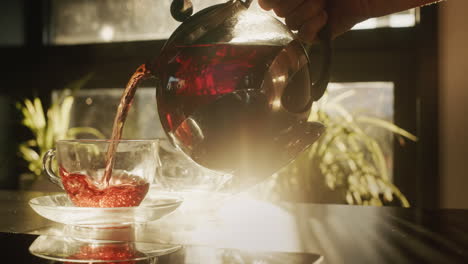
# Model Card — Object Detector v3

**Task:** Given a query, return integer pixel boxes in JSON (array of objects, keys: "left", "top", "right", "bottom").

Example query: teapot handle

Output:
[
  {"left": 306, "top": 24, "right": 332, "bottom": 104},
  {"left": 239, "top": 0, "right": 332, "bottom": 102}
]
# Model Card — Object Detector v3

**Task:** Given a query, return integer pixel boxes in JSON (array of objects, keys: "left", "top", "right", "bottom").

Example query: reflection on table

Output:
[{"left": 1, "top": 190, "right": 468, "bottom": 263}]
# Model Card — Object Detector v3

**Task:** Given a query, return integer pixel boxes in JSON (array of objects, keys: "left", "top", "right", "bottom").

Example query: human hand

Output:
[
  {"left": 258, "top": 0, "right": 439, "bottom": 43},
  {"left": 258, "top": 0, "right": 370, "bottom": 43}
]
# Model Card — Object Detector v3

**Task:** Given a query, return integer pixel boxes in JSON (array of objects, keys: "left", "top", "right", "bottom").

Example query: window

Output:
[
  {"left": 0, "top": 0, "right": 24, "bottom": 46},
  {"left": 353, "top": 9, "right": 417, "bottom": 30},
  {"left": 49, "top": 0, "right": 226, "bottom": 44},
  {"left": 49, "top": 0, "right": 418, "bottom": 45}
]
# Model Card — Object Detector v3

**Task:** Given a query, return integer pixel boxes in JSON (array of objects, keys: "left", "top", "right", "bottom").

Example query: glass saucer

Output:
[
  {"left": 29, "top": 235, "right": 181, "bottom": 263},
  {"left": 29, "top": 193, "right": 183, "bottom": 227}
]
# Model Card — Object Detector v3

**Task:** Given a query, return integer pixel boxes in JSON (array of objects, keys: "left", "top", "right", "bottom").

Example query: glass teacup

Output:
[{"left": 43, "top": 139, "right": 159, "bottom": 208}]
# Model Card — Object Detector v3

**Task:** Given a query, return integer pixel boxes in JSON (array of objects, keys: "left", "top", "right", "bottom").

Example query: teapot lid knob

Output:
[
  {"left": 170, "top": 0, "right": 255, "bottom": 22},
  {"left": 170, "top": 0, "right": 194, "bottom": 22}
]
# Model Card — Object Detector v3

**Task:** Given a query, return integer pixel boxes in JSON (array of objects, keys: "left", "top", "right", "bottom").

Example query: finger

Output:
[
  {"left": 258, "top": 0, "right": 281, "bottom": 11},
  {"left": 298, "top": 11, "right": 328, "bottom": 44},
  {"left": 272, "top": 0, "right": 305, "bottom": 18},
  {"left": 285, "top": 0, "right": 325, "bottom": 30}
]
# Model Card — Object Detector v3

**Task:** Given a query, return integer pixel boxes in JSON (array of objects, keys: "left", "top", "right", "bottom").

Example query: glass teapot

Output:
[{"left": 152, "top": 0, "right": 331, "bottom": 191}]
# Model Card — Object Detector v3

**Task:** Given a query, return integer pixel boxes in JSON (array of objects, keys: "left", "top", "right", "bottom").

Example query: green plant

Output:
[
  {"left": 17, "top": 76, "right": 105, "bottom": 180},
  {"left": 274, "top": 91, "right": 417, "bottom": 207}
]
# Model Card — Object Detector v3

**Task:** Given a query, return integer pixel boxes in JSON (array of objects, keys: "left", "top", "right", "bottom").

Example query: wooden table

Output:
[{"left": 1, "top": 190, "right": 467, "bottom": 263}]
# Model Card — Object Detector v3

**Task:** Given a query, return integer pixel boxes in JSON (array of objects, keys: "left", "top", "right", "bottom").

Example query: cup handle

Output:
[{"left": 42, "top": 149, "right": 64, "bottom": 189}]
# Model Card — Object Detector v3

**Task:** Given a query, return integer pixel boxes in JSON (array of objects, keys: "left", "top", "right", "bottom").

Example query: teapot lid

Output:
[{"left": 164, "top": 0, "right": 295, "bottom": 49}]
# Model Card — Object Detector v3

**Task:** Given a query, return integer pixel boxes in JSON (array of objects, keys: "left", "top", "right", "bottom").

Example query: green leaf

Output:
[
  {"left": 33, "top": 98, "right": 46, "bottom": 129},
  {"left": 328, "top": 90, "right": 355, "bottom": 104},
  {"left": 365, "top": 138, "right": 389, "bottom": 180},
  {"left": 44, "top": 115, "right": 55, "bottom": 150},
  {"left": 25, "top": 98, "right": 46, "bottom": 132},
  {"left": 326, "top": 102, "right": 354, "bottom": 122},
  {"left": 357, "top": 116, "right": 418, "bottom": 141},
  {"left": 48, "top": 102, "right": 61, "bottom": 138},
  {"left": 18, "top": 145, "right": 40, "bottom": 163},
  {"left": 64, "top": 73, "right": 94, "bottom": 93},
  {"left": 21, "top": 99, "right": 37, "bottom": 131},
  {"left": 59, "top": 96, "right": 74, "bottom": 138},
  {"left": 24, "top": 140, "right": 37, "bottom": 147},
  {"left": 67, "top": 127, "right": 106, "bottom": 139}
]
